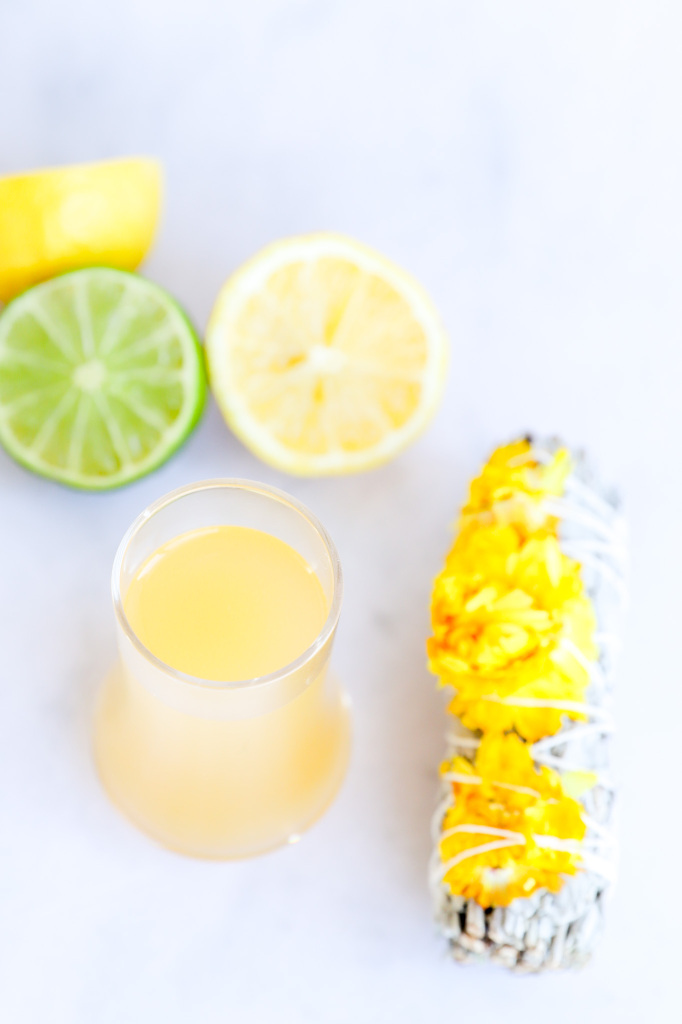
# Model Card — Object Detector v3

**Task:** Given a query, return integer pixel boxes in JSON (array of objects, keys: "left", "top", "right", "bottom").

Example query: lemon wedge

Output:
[
  {"left": 0, "top": 157, "right": 162, "bottom": 303},
  {"left": 206, "top": 233, "right": 448, "bottom": 475}
]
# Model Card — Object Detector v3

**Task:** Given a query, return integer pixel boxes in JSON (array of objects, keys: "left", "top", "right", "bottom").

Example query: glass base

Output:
[{"left": 94, "top": 665, "right": 351, "bottom": 860}]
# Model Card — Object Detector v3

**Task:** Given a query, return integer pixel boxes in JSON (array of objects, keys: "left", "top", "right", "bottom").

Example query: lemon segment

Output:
[
  {"left": 206, "top": 234, "right": 448, "bottom": 475},
  {"left": 0, "top": 158, "right": 162, "bottom": 303}
]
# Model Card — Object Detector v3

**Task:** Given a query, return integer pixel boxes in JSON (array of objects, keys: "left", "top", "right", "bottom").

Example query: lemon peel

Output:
[{"left": 0, "top": 157, "right": 161, "bottom": 303}]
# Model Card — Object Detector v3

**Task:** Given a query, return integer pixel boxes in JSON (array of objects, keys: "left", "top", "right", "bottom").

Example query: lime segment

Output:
[{"left": 0, "top": 268, "right": 206, "bottom": 489}]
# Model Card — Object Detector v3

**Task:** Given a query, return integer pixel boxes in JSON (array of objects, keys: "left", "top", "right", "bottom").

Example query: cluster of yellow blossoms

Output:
[
  {"left": 429, "top": 440, "right": 597, "bottom": 906},
  {"left": 439, "top": 734, "right": 586, "bottom": 908}
]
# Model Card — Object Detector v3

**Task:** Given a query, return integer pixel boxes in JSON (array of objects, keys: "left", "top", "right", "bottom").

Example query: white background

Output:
[{"left": 1, "top": 2, "right": 680, "bottom": 1021}]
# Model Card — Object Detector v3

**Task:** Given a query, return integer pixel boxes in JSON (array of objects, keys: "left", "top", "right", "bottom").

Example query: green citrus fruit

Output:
[{"left": 0, "top": 268, "right": 206, "bottom": 489}]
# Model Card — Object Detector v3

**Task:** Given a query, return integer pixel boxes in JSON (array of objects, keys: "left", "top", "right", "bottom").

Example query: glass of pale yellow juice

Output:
[{"left": 94, "top": 480, "right": 350, "bottom": 859}]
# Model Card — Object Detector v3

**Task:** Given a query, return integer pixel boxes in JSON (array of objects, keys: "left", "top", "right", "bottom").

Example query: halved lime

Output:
[{"left": 0, "top": 268, "right": 206, "bottom": 489}]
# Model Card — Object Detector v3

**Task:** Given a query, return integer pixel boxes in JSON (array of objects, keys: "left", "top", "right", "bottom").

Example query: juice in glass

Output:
[{"left": 94, "top": 481, "right": 350, "bottom": 859}]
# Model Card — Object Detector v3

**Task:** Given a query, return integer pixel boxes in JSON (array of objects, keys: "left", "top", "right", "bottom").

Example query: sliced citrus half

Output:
[
  {"left": 0, "top": 268, "right": 206, "bottom": 489},
  {"left": 0, "top": 157, "right": 162, "bottom": 303},
  {"left": 205, "top": 233, "right": 449, "bottom": 475}
]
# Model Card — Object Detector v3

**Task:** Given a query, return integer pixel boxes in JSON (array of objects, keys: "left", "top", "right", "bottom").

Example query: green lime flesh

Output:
[{"left": 0, "top": 268, "right": 206, "bottom": 489}]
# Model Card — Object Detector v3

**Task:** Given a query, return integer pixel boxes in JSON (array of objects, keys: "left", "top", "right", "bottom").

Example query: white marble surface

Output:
[{"left": 1, "top": 2, "right": 681, "bottom": 1021}]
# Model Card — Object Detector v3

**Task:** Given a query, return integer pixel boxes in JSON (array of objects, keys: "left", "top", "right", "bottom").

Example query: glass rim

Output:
[{"left": 111, "top": 478, "right": 343, "bottom": 691}]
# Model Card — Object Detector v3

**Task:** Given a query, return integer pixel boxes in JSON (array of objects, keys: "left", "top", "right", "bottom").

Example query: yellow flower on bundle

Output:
[
  {"left": 462, "top": 439, "right": 571, "bottom": 535},
  {"left": 428, "top": 521, "right": 597, "bottom": 740},
  {"left": 439, "top": 734, "right": 586, "bottom": 907}
]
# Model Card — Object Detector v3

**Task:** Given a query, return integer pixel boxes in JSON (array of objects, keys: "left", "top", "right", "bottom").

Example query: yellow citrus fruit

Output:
[
  {"left": 0, "top": 157, "right": 162, "bottom": 303},
  {"left": 206, "top": 233, "right": 449, "bottom": 475}
]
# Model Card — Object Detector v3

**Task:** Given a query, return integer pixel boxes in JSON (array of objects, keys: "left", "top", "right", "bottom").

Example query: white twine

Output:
[
  {"left": 446, "top": 690, "right": 616, "bottom": 787},
  {"left": 543, "top": 497, "right": 619, "bottom": 542},
  {"left": 560, "top": 543, "right": 628, "bottom": 599},
  {"left": 441, "top": 771, "right": 543, "bottom": 799},
  {"left": 440, "top": 824, "right": 527, "bottom": 843},
  {"left": 559, "top": 636, "right": 610, "bottom": 690},
  {"left": 562, "top": 475, "right": 623, "bottom": 524},
  {"left": 434, "top": 839, "right": 525, "bottom": 884},
  {"left": 479, "top": 694, "right": 614, "bottom": 724},
  {"left": 580, "top": 815, "right": 617, "bottom": 841},
  {"left": 432, "top": 828, "right": 616, "bottom": 887},
  {"left": 530, "top": 721, "right": 615, "bottom": 753}
]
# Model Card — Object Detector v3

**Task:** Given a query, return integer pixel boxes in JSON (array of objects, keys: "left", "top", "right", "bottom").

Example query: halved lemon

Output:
[
  {"left": 206, "top": 234, "right": 449, "bottom": 475},
  {"left": 0, "top": 157, "right": 162, "bottom": 303}
]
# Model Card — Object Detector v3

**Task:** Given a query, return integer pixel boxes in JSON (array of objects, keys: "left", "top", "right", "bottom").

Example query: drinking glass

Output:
[{"left": 94, "top": 480, "right": 350, "bottom": 859}]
